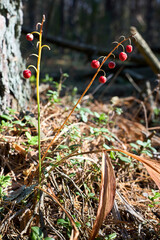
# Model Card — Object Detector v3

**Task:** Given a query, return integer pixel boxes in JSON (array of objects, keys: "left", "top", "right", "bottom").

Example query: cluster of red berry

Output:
[
  {"left": 23, "top": 34, "right": 133, "bottom": 82},
  {"left": 23, "top": 34, "right": 34, "bottom": 79},
  {"left": 91, "top": 44, "right": 133, "bottom": 83}
]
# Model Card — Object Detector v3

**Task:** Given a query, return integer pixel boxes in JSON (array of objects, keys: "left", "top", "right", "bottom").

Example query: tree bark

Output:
[{"left": 0, "top": 0, "right": 31, "bottom": 114}]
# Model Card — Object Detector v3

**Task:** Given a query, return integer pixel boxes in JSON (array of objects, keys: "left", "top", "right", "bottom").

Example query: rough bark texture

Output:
[{"left": 0, "top": 0, "right": 31, "bottom": 114}]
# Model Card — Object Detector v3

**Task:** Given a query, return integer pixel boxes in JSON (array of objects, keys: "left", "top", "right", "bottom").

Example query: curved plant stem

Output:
[
  {"left": 36, "top": 15, "right": 45, "bottom": 185},
  {"left": 41, "top": 35, "right": 133, "bottom": 163}
]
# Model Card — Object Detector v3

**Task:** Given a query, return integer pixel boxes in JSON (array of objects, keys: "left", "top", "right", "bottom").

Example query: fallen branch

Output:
[{"left": 130, "top": 26, "right": 160, "bottom": 74}]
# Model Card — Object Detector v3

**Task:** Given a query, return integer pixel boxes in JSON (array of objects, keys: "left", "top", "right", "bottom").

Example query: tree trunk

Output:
[{"left": 0, "top": 0, "right": 31, "bottom": 114}]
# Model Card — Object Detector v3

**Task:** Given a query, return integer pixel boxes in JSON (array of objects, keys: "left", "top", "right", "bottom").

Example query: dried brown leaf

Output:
[
  {"left": 143, "top": 163, "right": 160, "bottom": 190},
  {"left": 111, "top": 149, "right": 160, "bottom": 190},
  {"left": 89, "top": 152, "right": 116, "bottom": 240}
]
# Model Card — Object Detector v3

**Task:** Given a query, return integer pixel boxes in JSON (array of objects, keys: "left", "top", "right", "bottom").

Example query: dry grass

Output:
[{"left": 0, "top": 91, "right": 160, "bottom": 240}]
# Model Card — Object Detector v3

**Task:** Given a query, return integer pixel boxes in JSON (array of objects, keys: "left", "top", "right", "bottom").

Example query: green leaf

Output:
[
  {"left": 118, "top": 155, "right": 131, "bottom": 163},
  {"left": 154, "top": 108, "right": 160, "bottom": 115},
  {"left": 75, "top": 221, "right": 81, "bottom": 228},
  {"left": 80, "top": 107, "right": 93, "bottom": 115},
  {"left": 24, "top": 115, "right": 32, "bottom": 121},
  {"left": 44, "top": 238, "right": 55, "bottom": 240},
  {"left": 88, "top": 192, "right": 95, "bottom": 198},
  {"left": 110, "top": 151, "right": 115, "bottom": 159},
  {"left": 130, "top": 143, "right": 139, "bottom": 149},
  {"left": 30, "top": 226, "right": 43, "bottom": 240},
  {"left": 25, "top": 131, "right": 31, "bottom": 140},
  {"left": 63, "top": 73, "right": 69, "bottom": 78},
  {"left": 99, "top": 113, "right": 107, "bottom": 121},
  {"left": 57, "top": 219, "right": 69, "bottom": 225},
  {"left": 103, "top": 143, "right": 110, "bottom": 150},
  {"left": 100, "top": 128, "right": 110, "bottom": 133},
  {"left": 0, "top": 175, "right": 11, "bottom": 187},
  {"left": 0, "top": 114, "right": 13, "bottom": 121},
  {"left": 141, "top": 150, "right": 152, "bottom": 157},
  {"left": 154, "top": 192, "right": 160, "bottom": 199},
  {"left": 136, "top": 140, "right": 145, "bottom": 146},
  {"left": 80, "top": 111, "right": 88, "bottom": 122},
  {"left": 29, "top": 75, "right": 36, "bottom": 83},
  {"left": 108, "top": 232, "right": 117, "bottom": 239},
  {"left": 105, "top": 232, "right": 117, "bottom": 240},
  {"left": 58, "top": 145, "right": 69, "bottom": 149},
  {"left": 86, "top": 222, "right": 91, "bottom": 227},
  {"left": 12, "top": 120, "right": 26, "bottom": 126},
  {"left": 117, "top": 153, "right": 131, "bottom": 163},
  {"left": 104, "top": 135, "right": 112, "bottom": 142},
  {"left": 115, "top": 107, "right": 123, "bottom": 115},
  {"left": 7, "top": 107, "right": 17, "bottom": 115},
  {"left": 94, "top": 112, "right": 100, "bottom": 118}
]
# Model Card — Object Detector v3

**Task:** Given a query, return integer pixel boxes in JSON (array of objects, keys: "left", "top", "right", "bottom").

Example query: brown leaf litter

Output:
[{"left": 0, "top": 94, "right": 160, "bottom": 240}]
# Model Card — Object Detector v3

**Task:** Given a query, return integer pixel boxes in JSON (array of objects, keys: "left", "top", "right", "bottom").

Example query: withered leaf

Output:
[{"left": 89, "top": 152, "right": 116, "bottom": 240}]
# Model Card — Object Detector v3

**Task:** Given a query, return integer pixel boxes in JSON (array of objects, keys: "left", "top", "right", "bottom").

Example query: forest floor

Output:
[{"left": 0, "top": 82, "right": 160, "bottom": 240}]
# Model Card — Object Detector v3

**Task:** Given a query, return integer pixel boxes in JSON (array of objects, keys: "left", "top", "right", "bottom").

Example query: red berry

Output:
[
  {"left": 99, "top": 76, "right": 107, "bottom": 84},
  {"left": 119, "top": 52, "right": 127, "bottom": 61},
  {"left": 26, "top": 33, "right": 34, "bottom": 41},
  {"left": 91, "top": 60, "right": 100, "bottom": 69},
  {"left": 108, "top": 61, "right": 116, "bottom": 69},
  {"left": 23, "top": 69, "right": 32, "bottom": 78},
  {"left": 126, "top": 45, "right": 133, "bottom": 53}
]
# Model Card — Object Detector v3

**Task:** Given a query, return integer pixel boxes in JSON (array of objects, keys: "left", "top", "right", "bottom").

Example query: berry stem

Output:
[
  {"left": 36, "top": 15, "right": 45, "bottom": 185},
  {"left": 41, "top": 35, "right": 133, "bottom": 163}
]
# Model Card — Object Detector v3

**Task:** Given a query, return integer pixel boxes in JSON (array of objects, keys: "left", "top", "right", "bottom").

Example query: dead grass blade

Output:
[
  {"left": 110, "top": 149, "right": 160, "bottom": 190},
  {"left": 36, "top": 186, "right": 79, "bottom": 240},
  {"left": 89, "top": 152, "right": 116, "bottom": 240}
]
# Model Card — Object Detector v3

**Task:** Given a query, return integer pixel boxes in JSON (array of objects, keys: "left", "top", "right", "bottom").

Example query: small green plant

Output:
[
  {"left": 47, "top": 90, "right": 60, "bottom": 103},
  {"left": 95, "top": 232, "right": 117, "bottom": 240},
  {"left": 0, "top": 109, "right": 15, "bottom": 132},
  {"left": 84, "top": 183, "right": 99, "bottom": 201},
  {"left": 57, "top": 217, "right": 81, "bottom": 238},
  {"left": 130, "top": 139, "right": 157, "bottom": 157},
  {"left": 148, "top": 189, "right": 160, "bottom": 208},
  {"left": 25, "top": 132, "right": 38, "bottom": 146},
  {"left": 46, "top": 72, "right": 68, "bottom": 104},
  {"left": 42, "top": 74, "right": 53, "bottom": 83},
  {"left": 76, "top": 105, "right": 93, "bottom": 123},
  {"left": 57, "top": 72, "right": 69, "bottom": 97},
  {"left": 115, "top": 107, "right": 123, "bottom": 115},
  {"left": 0, "top": 119, "right": 14, "bottom": 132},
  {"left": 90, "top": 126, "right": 115, "bottom": 142},
  {"left": 154, "top": 108, "right": 160, "bottom": 116},
  {"left": 0, "top": 175, "right": 11, "bottom": 199},
  {"left": 76, "top": 105, "right": 109, "bottom": 124},
  {"left": 104, "top": 233, "right": 117, "bottom": 240},
  {"left": 30, "top": 226, "right": 55, "bottom": 240},
  {"left": 0, "top": 108, "right": 34, "bottom": 133}
]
